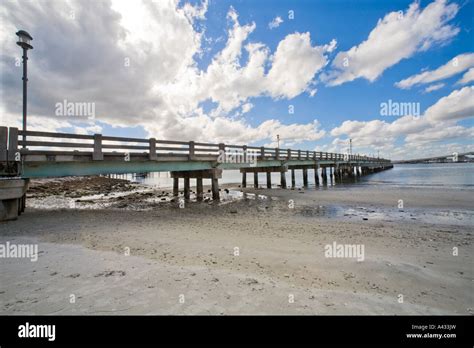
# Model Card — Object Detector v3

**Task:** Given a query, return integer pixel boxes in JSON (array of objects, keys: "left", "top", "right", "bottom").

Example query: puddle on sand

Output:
[
  {"left": 297, "top": 205, "right": 340, "bottom": 218},
  {"left": 296, "top": 204, "right": 474, "bottom": 226}
]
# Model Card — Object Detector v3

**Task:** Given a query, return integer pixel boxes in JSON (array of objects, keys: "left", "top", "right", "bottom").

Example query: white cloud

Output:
[
  {"left": 456, "top": 67, "right": 474, "bottom": 85},
  {"left": 324, "top": 0, "right": 460, "bottom": 86},
  {"left": 241, "top": 103, "right": 254, "bottom": 114},
  {"left": 158, "top": 8, "right": 333, "bottom": 117},
  {"left": 424, "top": 86, "right": 474, "bottom": 122},
  {"left": 424, "top": 83, "right": 445, "bottom": 93},
  {"left": 144, "top": 114, "right": 326, "bottom": 145},
  {"left": 396, "top": 53, "right": 474, "bottom": 89},
  {"left": 386, "top": 141, "right": 474, "bottom": 160},
  {"left": 266, "top": 32, "right": 330, "bottom": 99},
  {"left": 330, "top": 87, "right": 473, "bottom": 155},
  {"left": 405, "top": 125, "right": 474, "bottom": 144},
  {"left": 322, "top": 39, "right": 338, "bottom": 53},
  {"left": 268, "top": 16, "right": 283, "bottom": 29},
  {"left": 0, "top": 1, "right": 333, "bottom": 147}
]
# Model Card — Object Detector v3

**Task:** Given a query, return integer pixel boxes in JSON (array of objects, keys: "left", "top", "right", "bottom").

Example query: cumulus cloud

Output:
[
  {"left": 456, "top": 67, "right": 474, "bottom": 85},
  {"left": 396, "top": 53, "right": 474, "bottom": 89},
  {"left": 424, "top": 83, "right": 445, "bottom": 93},
  {"left": 268, "top": 16, "right": 283, "bottom": 29},
  {"left": 424, "top": 86, "right": 474, "bottom": 122},
  {"left": 241, "top": 103, "right": 254, "bottom": 114},
  {"left": 0, "top": 0, "right": 332, "bottom": 146},
  {"left": 385, "top": 141, "right": 474, "bottom": 160},
  {"left": 405, "top": 125, "right": 474, "bottom": 144},
  {"left": 266, "top": 32, "right": 330, "bottom": 99},
  {"left": 323, "top": 0, "right": 460, "bottom": 86},
  {"left": 330, "top": 87, "right": 474, "bottom": 155}
]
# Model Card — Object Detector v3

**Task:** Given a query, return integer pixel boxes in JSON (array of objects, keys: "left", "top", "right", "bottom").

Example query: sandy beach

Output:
[{"left": 0, "top": 177, "right": 472, "bottom": 315}]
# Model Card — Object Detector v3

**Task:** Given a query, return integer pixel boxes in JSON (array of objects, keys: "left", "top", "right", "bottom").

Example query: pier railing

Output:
[{"left": 1, "top": 127, "right": 391, "bottom": 163}]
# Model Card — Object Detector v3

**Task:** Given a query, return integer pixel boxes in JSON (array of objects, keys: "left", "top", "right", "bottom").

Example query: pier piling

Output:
[
  {"left": 302, "top": 168, "right": 308, "bottom": 187},
  {"left": 314, "top": 165, "right": 320, "bottom": 186},
  {"left": 280, "top": 171, "right": 287, "bottom": 189},
  {"left": 173, "top": 178, "right": 179, "bottom": 196},
  {"left": 196, "top": 177, "right": 203, "bottom": 201},
  {"left": 211, "top": 177, "right": 219, "bottom": 200},
  {"left": 184, "top": 177, "right": 190, "bottom": 200}
]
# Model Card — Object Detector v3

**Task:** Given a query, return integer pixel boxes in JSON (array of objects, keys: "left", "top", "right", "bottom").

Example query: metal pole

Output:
[{"left": 22, "top": 47, "right": 28, "bottom": 148}]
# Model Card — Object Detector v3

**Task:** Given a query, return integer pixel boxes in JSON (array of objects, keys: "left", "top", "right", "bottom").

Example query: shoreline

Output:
[{"left": 1, "top": 176, "right": 473, "bottom": 315}]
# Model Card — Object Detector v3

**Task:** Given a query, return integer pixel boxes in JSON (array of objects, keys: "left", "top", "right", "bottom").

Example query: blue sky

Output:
[
  {"left": 196, "top": 0, "right": 474, "bottom": 151},
  {"left": 1, "top": 0, "right": 473, "bottom": 159}
]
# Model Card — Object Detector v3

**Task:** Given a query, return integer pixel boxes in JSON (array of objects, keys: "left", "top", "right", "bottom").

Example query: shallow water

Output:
[
  {"left": 296, "top": 203, "right": 474, "bottom": 227},
  {"left": 132, "top": 163, "right": 474, "bottom": 191},
  {"left": 355, "top": 163, "right": 474, "bottom": 190}
]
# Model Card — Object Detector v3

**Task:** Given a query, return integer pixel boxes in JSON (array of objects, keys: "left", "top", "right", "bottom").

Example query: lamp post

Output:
[
  {"left": 16, "top": 30, "right": 33, "bottom": 148},
  {"left": 277, "top": 134, "right": 280, "bottom": 148}
]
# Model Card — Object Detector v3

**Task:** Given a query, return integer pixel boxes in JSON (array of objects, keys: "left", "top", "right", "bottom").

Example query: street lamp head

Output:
[{"left": 16, "top": 30, "right": 33, "bottom": 50}]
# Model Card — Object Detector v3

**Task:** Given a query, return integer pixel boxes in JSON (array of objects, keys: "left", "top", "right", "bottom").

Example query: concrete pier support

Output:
[
  {"left": 280, "top": 171, "right": 287, "bottom": 188},
  {"left": 242, "top": 172, "right": 247, "bottom": 188},
  {"left": 302, "top": 168, "right": 308, "bottom": 187},
  {"left": 173, "top": 177, "right": 179, "bottom": 196},
  {"left": 183, "top": 177, "right": 190, "bottom": 200},
  {"left": 314, "top": 166, "right": 320, "bottom": 186},
  {"left": 0, "top": 179, "right": 29, "bottom": 221},
  {"left": 171, "top": 169, "right": 222, "bottom": 201},
  {"left": 196, "top": 177, "right": 203, "bottom": 201},
  {"left": 291, "top": 169, "right": 296, "bottom": 188},
  {"left": 211, "top": 177, "right": 219, "bottom": 200},
  {"left": 240, "top": 166, "right": 287, "bottom": 190},
  {"left": 322, "top": 167, "right": 327, "bottom": 184}
]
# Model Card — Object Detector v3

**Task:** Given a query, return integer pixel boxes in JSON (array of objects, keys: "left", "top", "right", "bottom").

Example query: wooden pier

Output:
[{"left": 0, "top": 127, "right": 392, "bottom": 220}]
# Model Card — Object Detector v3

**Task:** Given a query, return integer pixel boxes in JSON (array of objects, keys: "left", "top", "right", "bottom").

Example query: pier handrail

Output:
[{"left": 0, "top": 127, "right": 391, "bottom": 163}]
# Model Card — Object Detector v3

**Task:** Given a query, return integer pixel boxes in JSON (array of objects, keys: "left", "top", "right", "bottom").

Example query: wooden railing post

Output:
[
  {"left": 243, "top": 145, "right": 247, "bottom": 163},
  {"left": 219, "top": 143, "right": 225, "bottom": 154},
  {"left": 298, "top": 150, "right": 301, "bottom": 160},
  {"left": 260, "top": 146, "right": 265, "bottom": 160},
  {"left": 0, "top": 127, "right": 7, "bottom": 161},
  {"left": 189, "top": 141, "right": 195, "bottom": 160},
  {"left": 8, "top": 127, "right": 19, "bottom": 161},
  {"left": 306, "top": 150, "right": 309, "bottom": 159},
  {"left": 93, "top": 134, "right": 103, "bottom": 160},
  {"left": 149, "top": 138, "right": 157, "bottom": 160},
  {"left": 287, "top": 149, "right": 291, "bottom": 160}
]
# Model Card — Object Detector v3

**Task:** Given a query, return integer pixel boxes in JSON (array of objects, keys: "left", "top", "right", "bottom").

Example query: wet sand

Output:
[{"left": 0, "top": 177, "right": 472, "bottom": 315}]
